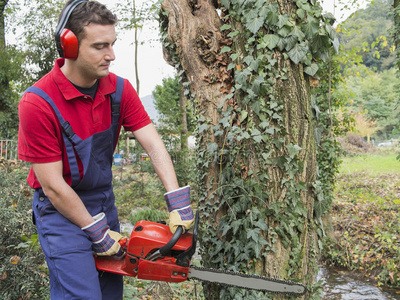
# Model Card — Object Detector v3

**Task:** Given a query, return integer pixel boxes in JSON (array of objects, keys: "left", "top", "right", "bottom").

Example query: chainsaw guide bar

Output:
[{"left": 188, "top": 265, "right": 307, "bottom": 296}]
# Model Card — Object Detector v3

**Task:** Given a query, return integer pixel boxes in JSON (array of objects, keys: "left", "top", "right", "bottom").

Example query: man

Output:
[{"left": 17, "top": 1, "right": 194, "bottom": 299}]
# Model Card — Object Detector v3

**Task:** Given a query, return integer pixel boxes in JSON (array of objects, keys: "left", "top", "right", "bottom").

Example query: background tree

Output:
[
  {"left": 354, "top": 111, "right": 381, "bottom": 143},
  {"left": 116, "top": 0, "right": 159, "bottom": 94},
  {"left": 339, "top": 0, "right": 395, "bottom": 71},
  {"left": 160, "top": 0, "right": 337, "bottom": 298},
  {"left": 152, "top": 75, "right": 194, "bottom": 149},
  {"left": 6, "top": 0, "right": 64, "bottom": 87},
  {"left": 0, "top": 0, "right": 23, "bottom": 138}
]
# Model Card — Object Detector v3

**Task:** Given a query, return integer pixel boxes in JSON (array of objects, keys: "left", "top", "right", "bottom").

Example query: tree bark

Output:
[{"left": 161, "top": 0, "right": 317, "bottom": 298}]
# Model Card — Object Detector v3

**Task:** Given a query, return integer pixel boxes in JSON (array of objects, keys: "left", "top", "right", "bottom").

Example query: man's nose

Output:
[{"left": 105, "top": 46, "right": 115, "bottom": 61}]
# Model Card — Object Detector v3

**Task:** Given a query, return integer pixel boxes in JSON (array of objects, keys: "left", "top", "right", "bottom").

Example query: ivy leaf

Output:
[
  {"left": 323, "top": 12, "right": 336, "bottom": 25},
  {"left": 243, "top": 55, "right": 255, "bottom": 66},
  {"left": 232, "top": 220, "right": 241, "bottom": 235},
  {"left": 246, "top": 16, "right": 264, "bottom": 34},
  {"left": 251, "top": 101, "right": 261, "bottom": 115},
  {"left": 277, "top": 14, "right": 289, "bottom": 28},
  {"left": 240, "top": 111, "right": 248, "bottom": 123},
  {"left": 207, "top": 143, "right": 219, "bottom": 155},
  {"left": 267, "top": 10, "right": 279, "bottom": 26},
  {"left": 311, "top": 35, "right": 330, "bottom": 55},
  {"left": 277, "top": 38, "right": 287, "bottom": 51},
  {"left": 291, "top": 25, "right": 305, "bottom": 41},
  {"left": 284, "top": 35, "right": 298, "bottom": 51},
  {"left": 297, "top": 8, "right": 305, "bottom": 19},
  {"left": 286, "top": 144, "right": 301, "bottom": 159},
  {"left": 220, "top": 24, "right": 231, "bottom": 31},
  {"left": 304, "top": 62, "right": 319, "bottom": 76},
  {"left": 302, "top": 17, "right": 319, "bottom": 39},
  {"left": 221, "top": 46, "right": 231, "bottom": 53},
  {"left": 263, "top": 34, "right": 280, "bottom": 50},
  {"left": 198, "top": 123, "right": 209, "bottom": 133},
  {"left": 220, "top": 0, "right": 230, "bottom": 9},
  {"left": 252, "top": 76, "right": 264, "bottom": 94},
  {"left": 287, "top": 42, "right": 309, "bottom": 64}
]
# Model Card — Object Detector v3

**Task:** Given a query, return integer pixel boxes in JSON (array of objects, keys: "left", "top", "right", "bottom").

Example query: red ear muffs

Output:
[{"left": 60, "top": 29, "right": 79, "bottom": 60}]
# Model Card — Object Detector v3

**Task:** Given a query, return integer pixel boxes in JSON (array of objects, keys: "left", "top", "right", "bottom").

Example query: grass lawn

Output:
[{"left": 339, "top": 152, "right": 400, "bottom": 175}]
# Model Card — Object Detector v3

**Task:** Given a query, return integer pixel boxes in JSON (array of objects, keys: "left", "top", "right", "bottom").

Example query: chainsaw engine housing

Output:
[{"left": 95, "top": 218, "right": 197, "bottom": 283}]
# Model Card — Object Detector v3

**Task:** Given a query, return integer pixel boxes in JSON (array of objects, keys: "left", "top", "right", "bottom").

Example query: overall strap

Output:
[
  {"left": 110, "top": 76, "right": 124, "bottom": 123},
  {"left": 110, "top": 76, "right": 124, "bottom": 147},
  {"left": 25, "top": 86, "right": 82, "bottom": 187}
]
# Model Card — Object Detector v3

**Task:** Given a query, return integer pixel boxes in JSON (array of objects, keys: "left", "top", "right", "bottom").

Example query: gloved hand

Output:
[
  {"left": 164, "top": 185, "right": 194, "bottom": 234},
  {"left": 81, "top": 212, "right": 123, "bottom": 256}
]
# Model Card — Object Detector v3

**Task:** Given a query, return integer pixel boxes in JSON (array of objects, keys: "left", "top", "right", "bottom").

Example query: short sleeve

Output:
[{"left": 18, "top": 93, "right": 63, "bottom": 163}]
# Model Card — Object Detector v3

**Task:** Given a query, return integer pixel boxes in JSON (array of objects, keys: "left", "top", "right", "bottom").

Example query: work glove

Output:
[
  {"left": 81, "top": 212, "right": 123, "bottom": 256},
  {"left": 164, "top": 185, "right": 194, "bottom": 234}
]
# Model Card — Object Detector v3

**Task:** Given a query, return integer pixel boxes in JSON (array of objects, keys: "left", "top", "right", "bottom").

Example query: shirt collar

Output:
[{"left": 52, "top": 58, "right": 115, "bottom": 101}]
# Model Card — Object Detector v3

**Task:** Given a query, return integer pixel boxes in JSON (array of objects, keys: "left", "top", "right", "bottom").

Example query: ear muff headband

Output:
[{"left": 54, "top": 0, "right": 88, "bottom": 59}]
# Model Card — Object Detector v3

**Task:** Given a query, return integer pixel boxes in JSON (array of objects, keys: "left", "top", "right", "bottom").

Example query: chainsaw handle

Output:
[{"left": 159, "top": 226, "right": 183, "bottom": 256}]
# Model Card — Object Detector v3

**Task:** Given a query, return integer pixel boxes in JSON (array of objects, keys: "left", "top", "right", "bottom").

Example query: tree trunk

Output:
[
  {"left": 394, "top": 0, "right": 400, "bottom": 70},
  {"left": 161, "top": 1, "right": 318, "bottom": 298},
  {"left": 0, "top": 0, "right": 7, "bottom": 49},
  {"left": 133, "top": 0, "right": 140, "bottom": 95}
]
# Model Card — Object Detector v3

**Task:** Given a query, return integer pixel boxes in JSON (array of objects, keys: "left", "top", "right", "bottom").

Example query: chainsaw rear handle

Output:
[{"left": 159, "top": 226, "right": 183, "bottom": 256}]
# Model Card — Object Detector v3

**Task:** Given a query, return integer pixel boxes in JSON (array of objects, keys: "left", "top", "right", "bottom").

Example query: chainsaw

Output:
[{"left": 95, "top": 212, "right": 306, "bottom": 296}]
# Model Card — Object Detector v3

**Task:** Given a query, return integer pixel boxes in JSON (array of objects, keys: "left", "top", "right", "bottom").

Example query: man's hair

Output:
[{"left": 59, "top": 0, "right": 117, "bottom": 42}]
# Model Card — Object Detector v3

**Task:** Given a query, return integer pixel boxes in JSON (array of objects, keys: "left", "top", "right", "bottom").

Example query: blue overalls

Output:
[{"left": 27, "top": 77, "right": 124, "bottom": 300}]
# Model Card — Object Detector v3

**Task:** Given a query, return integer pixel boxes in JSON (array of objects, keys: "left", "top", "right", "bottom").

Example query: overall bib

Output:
[{"left": 26, "top": 77, "right": 124, "bottom": 300}]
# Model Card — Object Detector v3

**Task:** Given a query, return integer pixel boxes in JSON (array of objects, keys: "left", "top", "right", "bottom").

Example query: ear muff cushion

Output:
[{"left": 60, "top": 29, "right": 79, "bottom": 59}]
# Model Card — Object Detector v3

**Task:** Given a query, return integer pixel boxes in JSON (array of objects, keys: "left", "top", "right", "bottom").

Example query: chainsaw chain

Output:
[{"left": 188, "top": 265, "right": 307, "bottom": 297}]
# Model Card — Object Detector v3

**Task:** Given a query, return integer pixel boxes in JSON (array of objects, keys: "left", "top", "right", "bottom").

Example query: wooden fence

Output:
[{"left": 0, "top": 139, "right": 18, "bottom": 161}]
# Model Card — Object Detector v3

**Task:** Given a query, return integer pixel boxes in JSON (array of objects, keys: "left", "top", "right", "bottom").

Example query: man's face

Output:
[{"left": 75, "top": 23, "right": 116, "bottom": 81}]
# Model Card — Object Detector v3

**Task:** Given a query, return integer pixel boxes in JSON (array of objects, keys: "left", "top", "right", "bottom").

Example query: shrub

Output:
[{"left": 0, "top": 159, "right": 49, "bottom": 300}]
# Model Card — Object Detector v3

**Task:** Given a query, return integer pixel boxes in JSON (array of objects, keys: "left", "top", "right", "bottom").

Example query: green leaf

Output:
[
  {"left": 240, "top": 111, "right": 248, "bottom": 123},
  {"left": 311, "top": 35, "right": 330, "bottom": 54},
  {"left": 287, "top": 42, "right": 309, "bottom": 64},
  {"left": 252, "top": 76, "right": 264, "bottom": 94},
  {"left": 221, "top": 46, "right": 231, "bottom": 53},
  {"left": 266, "top": 10, "right": 279, "bottom": 26},
  {"left": 246, "top": 17, "right": 264, "bottom": 34},
  {"left": 207, "top": 143, "right": 219, "bottom": 155},
  {"left": 251, "top": 101, "right": 261, "bottom": 115},
  {"left": 297, "top": 8, "right": 305, "bottom": 19},
  {"left": 302, "top": 17, "right": 319, "bottom": 39},
  {"left": 263, "top": 34, "right": 280, "bottom": 50},
  {"left": 304, "top": 62, "right": 319, "bottom": 76},
  {"left": 198, "top": 123, "right": 209, "bottom": 133},
  {"left": 220, "top": 0, "right": 230, "bottom": 9},
  {"left": 220, "top": 24, "right": 231, "bottom": 31},
  {"left": 284, "top": 35, "right": 299, "bottom": 51},
  {"left": 291, "top": 25, "right": 305, "bottom": 41},
  {"left": 277, "top": 14, "right": 289, "bottom": 28},
  {"left": 286, "top": 143, "right": 301, "bottom": 158},
  {"left": 228, "top": 31, "right": 239, "bottom": 38}
]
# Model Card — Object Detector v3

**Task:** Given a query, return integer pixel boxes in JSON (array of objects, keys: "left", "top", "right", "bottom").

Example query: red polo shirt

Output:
[{"left": 18, "top": 58, "right": 151, "bottom": 189}]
